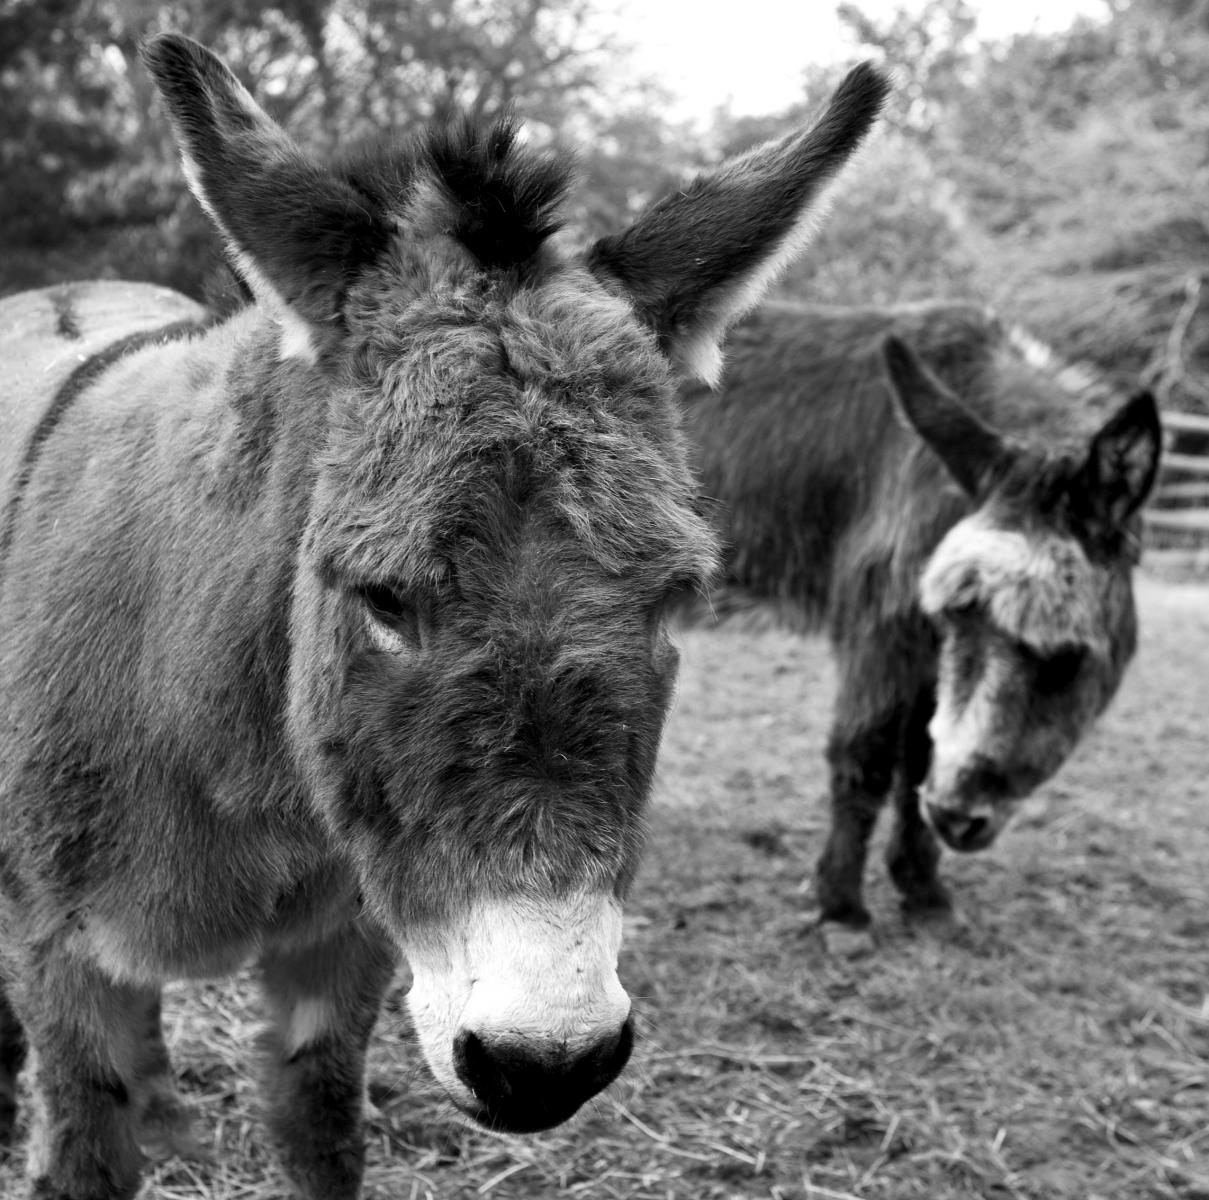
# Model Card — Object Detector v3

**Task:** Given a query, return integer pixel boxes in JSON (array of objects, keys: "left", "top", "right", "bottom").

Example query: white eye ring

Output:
[{"left": 364, "top": 611, "right": 414, "bottom": 655}]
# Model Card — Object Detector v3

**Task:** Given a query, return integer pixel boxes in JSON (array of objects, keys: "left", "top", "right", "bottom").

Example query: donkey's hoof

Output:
[
  {"left": 902, "top": 897, "right": 954, "bottom": 920},
  {"left": 904, "top": 900, "right": 970, "bottom": 939},
  {"left": 819, "top": 923, "right": 875, "bottom": 958},
  {"left": 138, "top": 1096, "right": 211, "bottom": 1163}
]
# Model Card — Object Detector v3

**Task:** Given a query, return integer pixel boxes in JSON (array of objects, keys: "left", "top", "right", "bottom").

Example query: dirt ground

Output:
[{"left": 1, "top": 574, "right": 1206, "bottom": 1199}]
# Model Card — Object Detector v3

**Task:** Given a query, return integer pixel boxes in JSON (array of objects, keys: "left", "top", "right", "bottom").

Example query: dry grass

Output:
[{"left": 2, "top": 575, "right": 1207, "bottom": 1200}]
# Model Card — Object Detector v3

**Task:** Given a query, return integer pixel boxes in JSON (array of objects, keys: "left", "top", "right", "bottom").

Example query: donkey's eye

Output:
[
  {"left": 944, "top": 598, "right": 985, "bottom": 623},
  {"left": 651, "top": 577, "right": 697, "bottom": 626},
  {"left": 358, "top": 583, "right": 410, "bottom": 622},
  {"left": 355, "top": 584, "right": 420, "bottom": 648},
  {"left": 1023, "top": 644, "right": 1087, "bottom": 694}
]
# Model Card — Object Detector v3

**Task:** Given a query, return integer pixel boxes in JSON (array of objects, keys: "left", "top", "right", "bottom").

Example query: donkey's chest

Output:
[{"left": 72, "top": 828, "right": 359, "bottom": 986}]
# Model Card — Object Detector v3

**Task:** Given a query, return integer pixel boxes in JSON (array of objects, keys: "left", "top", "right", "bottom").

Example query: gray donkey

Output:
[
  {"left": 0, "top": 35, "right": 888, "bottom": 1200},
  {"left": 680, "top": 300, "right": 1160, "bottom": 952}
]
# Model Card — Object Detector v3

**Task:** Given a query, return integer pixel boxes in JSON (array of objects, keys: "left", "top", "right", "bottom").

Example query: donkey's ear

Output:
[
  {"left": 883, "top": 335, "right": 1008, "bottom": 497},
  {"left": 1078, "top": 390, "right": 1162, "bottom": 527},
  {"left": 142, "top": 34, "right": 390, "bottom": 360},
  {"left": 585, "top": 63, "right": 890, "bottom": 385}
]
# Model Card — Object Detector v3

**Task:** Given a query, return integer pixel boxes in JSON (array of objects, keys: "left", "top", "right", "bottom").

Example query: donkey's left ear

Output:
[
  {"left": 142, "top": 34, "right": 390, "bottom": 360},
  {"left": 585, "top": 63, "right": 890, "bottom": 385},
  {"left": 1080, "top": 390, "right": 1162, "bottom": 527},
  {"left": 883, "top": 335, "right": 1008, "bottom": 497}
]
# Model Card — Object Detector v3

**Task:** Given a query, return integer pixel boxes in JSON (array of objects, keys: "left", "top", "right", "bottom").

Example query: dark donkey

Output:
[
  {"left": 0, "top": 34, "right": 888, "bottom": 1200},
  {"left": 681, "top": 300, "right": 1160, "bottom": 953}
]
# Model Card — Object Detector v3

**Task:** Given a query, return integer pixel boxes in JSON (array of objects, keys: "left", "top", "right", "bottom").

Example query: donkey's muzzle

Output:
[
  {"left": 453, "top": 1019, "right": 634, "bottom": 1132},
  {"left": 925, "top": 803, "right": 998, "bottom": 852}
]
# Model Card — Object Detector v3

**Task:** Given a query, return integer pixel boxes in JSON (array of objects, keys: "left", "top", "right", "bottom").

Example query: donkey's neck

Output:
[{"left": 208, "top": 307, "right": 331, "bottom": 515}]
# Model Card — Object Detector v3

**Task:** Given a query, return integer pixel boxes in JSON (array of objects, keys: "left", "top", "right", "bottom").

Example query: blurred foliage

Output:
[
  {"left": 3, "top": 0, "right": 1208, "bottom": 407},
  {"left": 708, "top": 0, "right": 1209, "bottom": 407},
  {"left": 776, "top": 129, "right": 991, "bottom": 308}
]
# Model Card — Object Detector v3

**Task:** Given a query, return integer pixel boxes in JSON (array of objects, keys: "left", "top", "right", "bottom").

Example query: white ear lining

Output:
[
  {"left": 673, "top": 192, "right": 834, "bottom": 387},
  {"left": 180, "top": 153, "right": 318, "bottom": 366},
  {"left": 674, "top": 334, "right": 725, "bottom": 389}
]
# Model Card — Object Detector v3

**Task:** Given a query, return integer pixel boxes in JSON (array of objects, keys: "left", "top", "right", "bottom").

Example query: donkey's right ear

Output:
[
  {"left": 586, "top": 63, "right": 890, "bottom": 386},
  {"left": 883, "top": 335, "right": 1008, "bottom": 497},
  {"left": 1078, "top": 389, "right": 1162, "bottom": 529},
  {"left": 142, "top": 35, "right": 390, "bottom": 360}
]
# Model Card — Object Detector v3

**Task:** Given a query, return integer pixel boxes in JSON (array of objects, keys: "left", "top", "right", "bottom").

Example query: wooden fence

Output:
[{"left": 1143, "top": 409, "right": 1209, "bottom": 569}]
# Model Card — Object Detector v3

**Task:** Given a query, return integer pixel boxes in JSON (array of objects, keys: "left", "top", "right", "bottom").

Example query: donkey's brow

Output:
[{"left": 1001, "top": 624, "right": 1095, "bottom": 662}]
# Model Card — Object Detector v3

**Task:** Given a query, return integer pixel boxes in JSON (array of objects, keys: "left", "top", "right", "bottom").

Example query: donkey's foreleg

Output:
[
  {"left": 127, "top": 993, "right": 206, "bottom": 1163},
  {"left": 11, "top": 951, "right": 151, "bottom": 1200},
  {"left": 258, "top": 918, "right": 396, "bottom": 1200},
  {"left": 0, "top": 986, "right": 26, "bottom": 1152},
  {"left": 885, "top": 692, "right": 951, "bottom": 917},
  {"left": 815, "top": 719, "right": 898, "bottom": 936},
  {"left": 814, "top": 635, "right": 911, "bottom": 948}
]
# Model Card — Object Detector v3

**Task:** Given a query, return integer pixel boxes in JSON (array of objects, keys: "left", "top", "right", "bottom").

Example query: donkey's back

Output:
[
  {"left": 1, "top": 282, "right": 205, "bottom": 486},
  {"left": 681, "top": 299, "right": 985, "bottom": 628}
]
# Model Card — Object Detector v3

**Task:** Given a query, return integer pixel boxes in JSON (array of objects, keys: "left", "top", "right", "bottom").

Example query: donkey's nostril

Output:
[{"left": 453, "top": 1019, "right": 633, "bottom": 1133}]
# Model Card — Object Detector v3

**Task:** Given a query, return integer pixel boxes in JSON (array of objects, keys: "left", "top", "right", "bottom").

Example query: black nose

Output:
[
  {"left": 929, "top": 806, "right": 995, "bottom": 852},
  {"left": 453, "top": 1020, "right": 634, "bottom": 1133}
]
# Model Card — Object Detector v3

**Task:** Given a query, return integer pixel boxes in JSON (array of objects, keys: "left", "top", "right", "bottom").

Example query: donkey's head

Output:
[
  {"left": 144, "top": 35, "right": 887, "bottom": 1130},
  {"left": 884, "top": 337, "right": 1161, "bottom": 853}
]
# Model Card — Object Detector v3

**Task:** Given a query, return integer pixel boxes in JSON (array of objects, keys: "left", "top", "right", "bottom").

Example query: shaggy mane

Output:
[{"left": 338, "top": 115, "right": 573, "bottom": 273}]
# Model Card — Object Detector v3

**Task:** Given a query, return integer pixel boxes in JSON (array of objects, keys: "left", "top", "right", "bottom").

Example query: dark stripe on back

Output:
[{"left": 0, "top": 317, "right": 206, "bottom": 573}]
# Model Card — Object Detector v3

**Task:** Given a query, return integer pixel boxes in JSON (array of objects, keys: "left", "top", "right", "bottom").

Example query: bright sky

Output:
[{"left": 615, "top": 0, "right": 1109, "bottom": 120}]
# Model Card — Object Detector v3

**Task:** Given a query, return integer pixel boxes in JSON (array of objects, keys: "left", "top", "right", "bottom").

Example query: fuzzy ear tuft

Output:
[
  {"left": 883, "top": 335, "right": 1008, "bottom": 497},
  {"left": 1078, "top": 390, "right": 1162, "bottom": 529},
  {"left": 142, "top": 34, "right": 391, "bottom": 359},
  {"left": 585, "top": 63, "right": 890, "bottom": 385}
]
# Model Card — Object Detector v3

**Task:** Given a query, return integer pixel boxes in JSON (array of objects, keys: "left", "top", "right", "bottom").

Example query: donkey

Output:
[
  {"left": 680, "top": 300, "right": 1161, "bottom": 952},
  {"left": 0, "top": 33, "right": 887, "bottom": 1200}
]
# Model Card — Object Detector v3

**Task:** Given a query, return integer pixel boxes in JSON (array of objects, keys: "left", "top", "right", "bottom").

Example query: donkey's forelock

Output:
[
  {"left": 333, "top": 115, "right": 574, "bottom": 279},
  {"left": 919, "top": 511, "right": 1113, "bottom": 656}
]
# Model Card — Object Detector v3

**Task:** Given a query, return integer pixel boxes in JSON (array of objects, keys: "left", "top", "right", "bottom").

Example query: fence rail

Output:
[
  {"left": 1144, "top": 508, "right": 1209, "bottom": 534},
  {"left": 1159, "top": 410, "right": 1209, "bottom": 436},
  {"left": 1143, "top": 407, "right": 1209, "bottom": 564},
  {"left": 1151, "top": 480, "right": 1209, "bottom": 502},
  {"left": 1155, "top": 450, "right": 1209, "bottom": 475}
]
